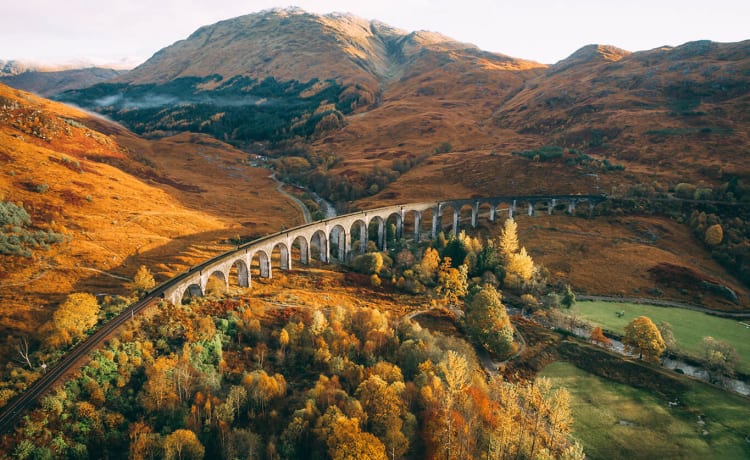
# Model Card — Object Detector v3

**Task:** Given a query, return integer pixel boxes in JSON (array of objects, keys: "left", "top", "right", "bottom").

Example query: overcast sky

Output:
[{"left": 3, "top": 0, "right": 749, "bottom": 67}]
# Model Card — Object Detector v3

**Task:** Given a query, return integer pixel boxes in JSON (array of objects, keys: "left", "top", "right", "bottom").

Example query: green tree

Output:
[
  {"left": 623, "top": 316, "right": 666, "bottom": 363},
  {"left": 354, "top": 252, "right": 384, "bottom": 275},
  {"left": 463, "top": 285, "right": 515, "bottom": 357},
  {"left": 561, "top": 285, "right": 576, "bottom": 309}
]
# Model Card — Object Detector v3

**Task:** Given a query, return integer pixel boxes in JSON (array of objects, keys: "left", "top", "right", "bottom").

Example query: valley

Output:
[{"left": 0, "top": 6, "right": 748, "bottom": 460}]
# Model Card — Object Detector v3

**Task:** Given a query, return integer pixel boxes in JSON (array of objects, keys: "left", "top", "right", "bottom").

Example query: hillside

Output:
[
  {"left": 0, "top": 83, "right": 299, "bottom": 343},
  {"left": 52, "top": 9, "right": 749, "bottom": 207},
  {"left": 45, "top": 8, "right": 750, "bottom": 304},
  {"left": 0, "top": 67, "right": 124, "bottom": 97}
]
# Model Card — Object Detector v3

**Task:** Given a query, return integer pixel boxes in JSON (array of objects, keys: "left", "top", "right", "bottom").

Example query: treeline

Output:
[
  {"left": 512, "top": 145, "right": 625, "bottom": 172},
  {"left": 57, "top": 76, "right": 358, "bottom": 144}
]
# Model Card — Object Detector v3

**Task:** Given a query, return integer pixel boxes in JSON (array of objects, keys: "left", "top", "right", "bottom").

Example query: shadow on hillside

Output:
[{"left": 70, "top": 228, "right": 253, "bottom": 297}]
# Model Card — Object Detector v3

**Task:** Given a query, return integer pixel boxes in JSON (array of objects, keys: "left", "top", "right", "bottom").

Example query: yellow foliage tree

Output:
[
  {"left": 129, "top": 265, "right": 156, "bottom": 296},
  {"left": 498, "top": 217, "right": 520, "bottom": 263},
  {"left": 623, "top": 316, "right": 666, "bottom": 363},
  {"left": 704, "top": 224, "right": 723, "bottom": 246},
  {"left": 163, "top": 429, "right": 205, "bottom": 460},
  {"left": 49, "top": 293, "right": 100, "bottom": 345},
  {"left": 142, "top": 354, "right": 180, "bottom": 412},
  {"left": 322, "top": 410, "right": 388, "bottom": 460},
  {"left": 508, "top": 247, "right": 535, "bottom": 282},
  {"left": 418, "top": 247, "right": 441, "bottom": 283},
  {"left": 436, "top": 258, "right": 468, "bottom": 304}
]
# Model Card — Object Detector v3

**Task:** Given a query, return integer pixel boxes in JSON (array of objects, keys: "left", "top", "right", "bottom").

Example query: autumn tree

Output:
[
  {"left": 700, "top": 336, "right": 739, "bottom": 382},
  {"left": 704, "top": 224, "right": 723, "bottom": 246},
  {"left": 463, "top": 285, "right": 515, "bottom": 357},
  {"left": 498, "top": 217, "right": 537, "bottom": 289},
  {"left": 129, "top": 421, "right": 159, "bottom": 460},
  {"left": 129, "top": 265, "right": 156, "bottom": 297},
  {"left": 243, "top": 370, "right": 287, "bottom": 414},
  {"left": 434, "top": 351, "right": 471, "bottom": 460},
  {"left": 316, "top": 407, "right": 388, "bottom": 460},
  {"left": 355, "top": 375, "right": 409, "bottom": 458},
  {"left": 656, "top": 321, "right": 677, "bottom": 355},
  {"left": 48, "top": 292, "right": 100, "bottom": 346},
  {"left": 590, "top": 326, "right": 612, "bottom": 348},
  {"left": 623, "top": 316, "right": 666, "bottom": 363},
  {"left": 163, "top": 429, "right": 205, "bottom": 460},
  {"left": 418, "top": 247, "right": 440, "bottom": 284},
  {"left": 436, "top": 257, "right": 468, "bottom": 304},
  {"left": 498, "top": 217, "right": 519, "bottom": 262},
  {"left": 141, "top": 354, "right": 180, "bottom": 412}
]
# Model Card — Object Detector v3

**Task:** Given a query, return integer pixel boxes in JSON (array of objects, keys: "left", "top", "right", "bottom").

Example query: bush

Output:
[
  {"left": 512, "top": 145, "right": 564, "bottom": 162},
  {"left": 0, "top": 201, "right": 65, "bottom": 256},
  {"left": 353, "top": 252, "right": 384, "bottom": 275},
  {"left": 704, "top": 224, "right": 723, "bottom": 246},
  {"left": 674, "top": 183, "right": 696, "bottom": 199}
]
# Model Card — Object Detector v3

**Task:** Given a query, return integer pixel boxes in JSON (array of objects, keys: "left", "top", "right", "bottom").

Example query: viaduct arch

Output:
[{"left": 164, "top": 195, "right": 605, "bottom": 305}]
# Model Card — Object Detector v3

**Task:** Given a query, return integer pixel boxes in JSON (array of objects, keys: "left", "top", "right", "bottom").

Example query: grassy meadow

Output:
[
  {"left": 572, "top": 300, "right": 750, "bottom": 374},
  {"left": 540, "top": 362, "right": 750, "bottom": 460}
]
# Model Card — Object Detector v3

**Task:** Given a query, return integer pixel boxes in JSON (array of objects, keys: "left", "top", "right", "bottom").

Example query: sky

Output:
[{"left": 3, "top": 0, "right": 749, "bottom": 68}]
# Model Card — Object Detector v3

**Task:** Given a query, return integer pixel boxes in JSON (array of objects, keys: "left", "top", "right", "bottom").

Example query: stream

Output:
[
  {"left": 569, "top": 326, "right": 750, "bottom": 396},
  {"left": 309, "top": 191, "right": 337, "bottom": 218}
]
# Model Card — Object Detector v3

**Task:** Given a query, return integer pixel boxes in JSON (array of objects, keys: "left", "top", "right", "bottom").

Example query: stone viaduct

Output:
[{"left": 162, "top": 195, "right": 606, "bottom": 305}]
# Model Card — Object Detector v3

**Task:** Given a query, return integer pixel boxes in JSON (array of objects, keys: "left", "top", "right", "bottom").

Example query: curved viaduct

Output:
[
  {"left": 0, "top": 194, "right": 604, "bottom": 434},
  {"left": 163, "top": 194, "right": 605, "bottom": 305}
]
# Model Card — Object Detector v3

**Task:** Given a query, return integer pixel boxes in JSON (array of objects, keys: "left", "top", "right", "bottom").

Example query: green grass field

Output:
[
  {"left": 572, "top": 301, "right": 750, "bottom": 374},
  {"left": 540, "top": 362, "right": 750, "bottom": 460}
]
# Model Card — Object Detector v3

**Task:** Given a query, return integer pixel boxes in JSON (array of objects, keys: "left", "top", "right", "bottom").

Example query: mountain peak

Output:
[{"left": 551, "top": 44, "right": 631, "bottom": 72}]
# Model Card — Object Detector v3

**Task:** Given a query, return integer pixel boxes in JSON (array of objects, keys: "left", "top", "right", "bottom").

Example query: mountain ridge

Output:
[{"left": 46, "top": 8, "right": 750, "bottom": 206}]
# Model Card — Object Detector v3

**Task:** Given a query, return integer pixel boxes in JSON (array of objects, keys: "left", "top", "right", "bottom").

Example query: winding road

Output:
[{"left": 271, "top": 172, "right": 312, "bottom": 223}]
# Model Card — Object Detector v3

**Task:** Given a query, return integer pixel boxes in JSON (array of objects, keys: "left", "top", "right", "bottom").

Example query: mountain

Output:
[
  {"left": 0, "top": 82, "right": 299, "bottom": 339},
  {"left": 56, "top": 9, "right": 750, "bottom": 208},
  {"left": 57, "top": 8, "right": 544, "bottom": 144},
  {"left": 0, "top": 67, "right": 124, "bottom": 96},
  {"left": 492, "top": 39, "right": 750, "bottom": 186}
]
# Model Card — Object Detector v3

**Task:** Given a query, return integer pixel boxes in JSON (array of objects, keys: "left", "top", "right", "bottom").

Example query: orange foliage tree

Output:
[{"left": 590, "top": 326, "right": 612, "bottom": 348}]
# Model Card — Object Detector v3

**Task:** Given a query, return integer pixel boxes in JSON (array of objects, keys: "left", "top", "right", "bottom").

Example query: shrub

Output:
[
  {"left": 512, "top": 145, "right": 564, "bottom": 162},
  {"left": 353, "top": 252, "right": 384, "bottom": 275},
  {"left": 674, "top": 183, "right": 696, "bottom": 199},
  {"left": 704, "top": 224, "right": 723, "bottom": 246}
]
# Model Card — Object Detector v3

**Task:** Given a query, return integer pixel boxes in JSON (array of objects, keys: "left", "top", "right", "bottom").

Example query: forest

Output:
[
  {"left": 56, "top": 75, "right": 358, "bottom": 143},
  {"left": 1, "top": 219, "right": 586, "bottom": 459}
]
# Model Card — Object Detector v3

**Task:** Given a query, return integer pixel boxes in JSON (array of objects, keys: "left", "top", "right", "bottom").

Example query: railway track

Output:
[{"left": 0, "top": 194, "right": 608, "bottom": 435}]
